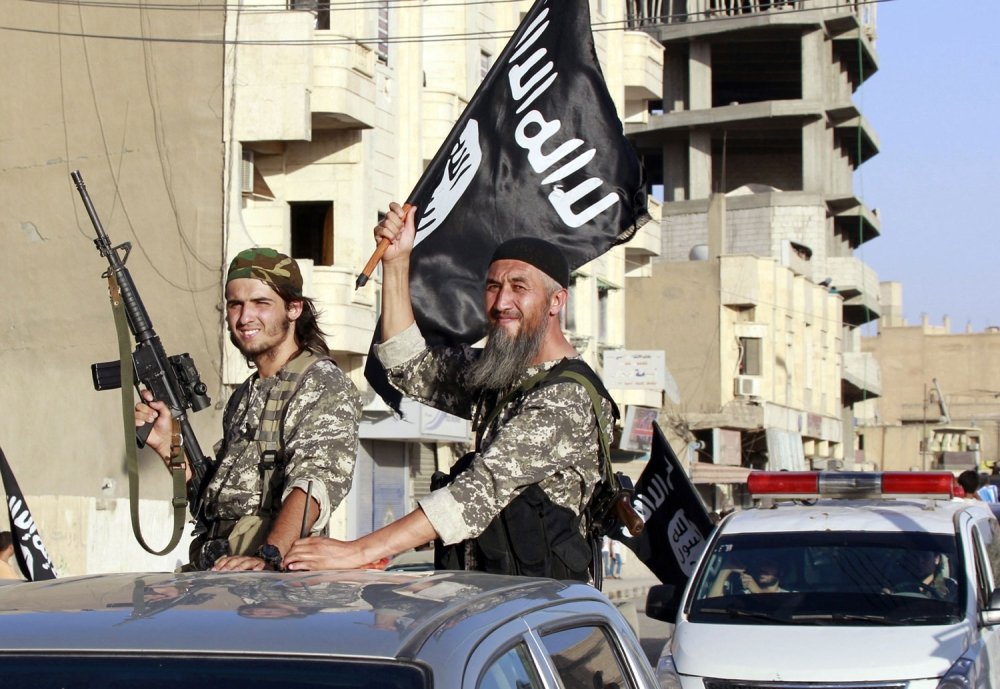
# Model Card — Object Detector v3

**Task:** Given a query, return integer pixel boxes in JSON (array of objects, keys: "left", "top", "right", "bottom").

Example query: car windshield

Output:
[
  {"left": 0, "top": 655, "right": 429, "bottom": 688},
  {"left": 688, "top": 530, "right": 964, "bottom": 626}
]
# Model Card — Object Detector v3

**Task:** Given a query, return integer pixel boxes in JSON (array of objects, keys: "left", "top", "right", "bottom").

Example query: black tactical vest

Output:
[{"left": 433, "top": 358, "right": 618, "bottom": 581}]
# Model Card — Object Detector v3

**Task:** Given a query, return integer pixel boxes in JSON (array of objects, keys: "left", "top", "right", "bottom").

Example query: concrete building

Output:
[
  {"left": 621, "top": 0, "right": 882, "bottom": 505},
  {"left": 1, "top": 0, "right": 662, "bottom": 574},
  {"left": 857, "top": 283, "right": 1000, "bottom": 474}
]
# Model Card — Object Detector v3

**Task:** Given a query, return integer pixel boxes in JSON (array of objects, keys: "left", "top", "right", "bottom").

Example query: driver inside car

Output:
[{"left": 886, "top": 550, "right": 958, "bottom": 601}]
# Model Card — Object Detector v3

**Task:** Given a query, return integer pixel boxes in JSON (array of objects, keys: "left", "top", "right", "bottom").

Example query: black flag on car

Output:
[
  {"left": 616, "top": 422, "right": 714, "bottom": 589},
  {"left": 0, "top": 445, "right": 57, "bottom": 580},
  {"left": 365, "top": 0, "right": 648, "bottom": 409}
]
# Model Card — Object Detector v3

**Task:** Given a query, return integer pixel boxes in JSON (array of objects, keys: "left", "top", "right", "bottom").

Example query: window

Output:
[
  {"left": 289, "top": 0, "right": 329, "bottom": 31},
  {"left": 377, "top": 0, "right": 389, "bottom": 63},
  {"left": 738, "top": 337, "right": 762, "bottom": 376},
  {"left": 598, "top": 285, "right": 610, "bottom": 344},
  {"left": 480, "top": 50, "right": 491, "bottom": 80},
  {"left": 560, "top": 276, "right": 577, "bottom": 332},
  {"left": 689, "top": 531, "right": 964, "bottom": 625},
  {"left": 542, "top": 626, "right": 631, "bottom": 689},
  {"left": 290, "top": 201, "right": 334, "bottom": 266},
  {"left": 478, "top": 644, "right": 543, "bottom": 689}
]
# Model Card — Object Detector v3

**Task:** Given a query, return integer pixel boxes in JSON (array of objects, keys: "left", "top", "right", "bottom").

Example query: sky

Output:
[{"left": 855, "top": 0, "right": 1000, "bottom": 333}]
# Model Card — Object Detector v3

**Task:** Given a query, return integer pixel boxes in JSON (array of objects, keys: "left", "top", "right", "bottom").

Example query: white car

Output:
[
  {"left": 0, "top": 568, "right": 659, "bottom": 688},
  {"left": 648, "top": 471, "right": 1000, "bottom": 689}
]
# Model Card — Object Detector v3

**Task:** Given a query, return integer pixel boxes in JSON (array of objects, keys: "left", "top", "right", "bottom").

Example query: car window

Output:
[
  {"left": 478, "top": 643, "right": 544, "bottom": 689},
  {"left": 972, "top": 517, "right": 1000, "bottom": 603},
  {"left": 689, "top": 531, "right": 964, "bottom": 625},
  {"left": 541, "top": 625, "right": 632, "bottom": 689},
  {"left": 0, "top": 655, "right": 428, "bottom": 688}
]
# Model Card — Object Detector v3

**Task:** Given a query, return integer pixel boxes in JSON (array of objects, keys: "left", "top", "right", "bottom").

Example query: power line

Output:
[{"left": 2, "top": 0, "right": 897, "bottom": 47}]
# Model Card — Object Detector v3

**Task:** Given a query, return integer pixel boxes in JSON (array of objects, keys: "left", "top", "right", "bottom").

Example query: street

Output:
[{"left": 629, "top": 594, "right": 673, "bottom": 666}]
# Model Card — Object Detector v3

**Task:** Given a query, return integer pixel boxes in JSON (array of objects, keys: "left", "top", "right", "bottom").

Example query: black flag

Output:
[
  {"left": 0, "top": 446, "right": 57, "bottom": 581},
  {"left": 616, "top": 422, "right": 714, "bottom": 588},
  {"left": 366, "top": 0, "right": 648, "bottom": 408}
]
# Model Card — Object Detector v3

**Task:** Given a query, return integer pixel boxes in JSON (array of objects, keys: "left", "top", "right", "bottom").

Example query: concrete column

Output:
[
  {"left": 689, "top": 40, "right": 712, "bottom": 110},
  {"left": 800, "top": 28, "right": 825, "bottom": 103},
  {"left": 801, "top": 119, "right": 826, "bottom": 193},
  {"left": 662, "top": 139, "right": 688, "bottom": 202},
  {"left": 662, "top": 43, "right": 688, "bottom": 113},
  {"left": 690, "top": 130, "right": 712, "bottom": 199}
]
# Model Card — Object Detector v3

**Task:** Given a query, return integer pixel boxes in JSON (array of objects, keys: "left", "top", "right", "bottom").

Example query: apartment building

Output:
[
  {"left": 621, "top": 0, "right": 882, "bottom": 506},
  {"left": 857, "top": 283, "right": 1000, "bottom": 473},
  {"left": 1, "top": 0, "right": 663, "bottom": 573}
]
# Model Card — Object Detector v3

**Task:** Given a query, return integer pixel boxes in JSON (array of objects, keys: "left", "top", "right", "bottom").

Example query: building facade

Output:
[
  {"left": 621, "top": 0, "right": 882, "bottom": 507},
  {"left": 858, "top": 283, "right": 1000, "bottom": 474},
  {"left": 1, "top": 0, "right": 663, "bottom": 574}
]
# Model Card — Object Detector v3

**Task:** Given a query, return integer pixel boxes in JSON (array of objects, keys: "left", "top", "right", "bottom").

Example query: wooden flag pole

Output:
[{"left": 355, "top": 203, "right": 412, "bottom": 289}]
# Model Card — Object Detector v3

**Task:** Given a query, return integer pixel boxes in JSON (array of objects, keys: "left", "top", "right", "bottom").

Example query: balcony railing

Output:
[{"left": 626, "top": 0, "right": 875, "bottom": 31}]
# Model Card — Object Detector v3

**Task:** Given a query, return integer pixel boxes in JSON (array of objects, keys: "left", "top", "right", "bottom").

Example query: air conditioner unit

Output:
[
  {"left": 734, "top": 375, "right": 761, "bottom": 398},
  {"left": 240, "top": 150, "right": 254, "bottom": 194}
]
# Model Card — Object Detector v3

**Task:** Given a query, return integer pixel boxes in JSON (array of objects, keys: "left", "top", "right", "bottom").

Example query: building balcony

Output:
[
  {"left": 623, "top": 31, "right": 664, "bottom": 103},
  {"left": 300, "top": 262, "right": 378, "bottom": 357},
  {"left": 827, "top": 193, "right": 880, "bottom": 247},
  {"left": 232, "top": 12, "right": 315, "bottom": 143},
  {"left": 625, "top": 200, "right": 662, "bottom": 276},
  {"left": 841, "top": 350, "right": 881, "bottom": 404},
  {"left": 630, "top": 0, "right": 875, "bottom": 43},
  {"left": 826, "top": 255, "right": 880, "bottom": 326},
  {"left": 421, "top": 90, "right": 469, "bottom": 162},
  {"left": 311, "top": 40, "right": 377, "bottom": 130},
  {"left": 629, "top": 99, "right": 822, "bottom": 141},
  {"left": 829, "top": 109, "right": 879, "bottom": 167}
]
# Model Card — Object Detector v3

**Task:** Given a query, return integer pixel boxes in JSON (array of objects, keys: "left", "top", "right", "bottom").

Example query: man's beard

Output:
[
  {"left": 229, "top": 315, "right": 292, "bottom": 360},
  {"left": 467, "top": 317, "right": 547, "bottom": 392}
]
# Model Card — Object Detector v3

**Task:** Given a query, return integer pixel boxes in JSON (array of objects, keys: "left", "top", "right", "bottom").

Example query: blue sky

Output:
[{"left": 856, "top": 0, "right": 1000, "bottom": 333}]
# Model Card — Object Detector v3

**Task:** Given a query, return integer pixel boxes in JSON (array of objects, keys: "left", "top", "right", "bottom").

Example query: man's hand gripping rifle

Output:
[{"left": 71, "top": 171, "right": 212, "bottom": 518}]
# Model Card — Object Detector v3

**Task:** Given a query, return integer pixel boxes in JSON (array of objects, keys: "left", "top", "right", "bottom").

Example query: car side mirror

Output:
[
  {"left": 980, "top": 587, "right": 1000, "bottom": 626},
  {"left": 645, "top": 584, "right": 681, "bottom": 623}
]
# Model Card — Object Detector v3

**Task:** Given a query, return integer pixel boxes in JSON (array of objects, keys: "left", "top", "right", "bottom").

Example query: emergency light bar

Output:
[{"left": 747, "top": 471, "right": 956, "bottom": 500}]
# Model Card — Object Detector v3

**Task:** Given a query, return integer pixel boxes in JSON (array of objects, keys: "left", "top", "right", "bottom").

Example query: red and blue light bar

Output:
[{"left": 747, "top": 471, "right": 957, "bottom": 500}]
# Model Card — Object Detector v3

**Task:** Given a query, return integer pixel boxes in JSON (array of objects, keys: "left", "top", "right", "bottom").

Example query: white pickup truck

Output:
[{"left": 648, "top": 471, "right": 1000, "bottom": 689}]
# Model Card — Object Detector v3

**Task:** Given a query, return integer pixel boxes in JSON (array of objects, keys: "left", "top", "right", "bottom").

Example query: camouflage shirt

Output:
[
  {"left": 205, "top": 358, "right": 361, "bottom": 532},
  {"left": 375, "top": 323, "right": 613, "bottom": 545}
]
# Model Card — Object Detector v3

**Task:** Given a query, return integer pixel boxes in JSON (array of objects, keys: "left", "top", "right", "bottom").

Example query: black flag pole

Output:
[
  {"left": 0, "top": 444, "right": 57, "bottom": 581},
  {"left": 362, "top": 0, "right": 649, "bottom": 411}
]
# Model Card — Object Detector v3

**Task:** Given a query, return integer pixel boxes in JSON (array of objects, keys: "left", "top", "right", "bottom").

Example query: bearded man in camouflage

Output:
[
  {"left": 285, "top": 204, "right": 615, "bottom": 581},
  {"left": 136, "top": 248, "right": 362, "bottom": 572}
]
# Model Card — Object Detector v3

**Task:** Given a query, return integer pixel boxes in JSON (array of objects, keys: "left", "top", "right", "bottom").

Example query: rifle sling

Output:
[{"left": 109, "top": 274, "right": 187, "bottom": 556}]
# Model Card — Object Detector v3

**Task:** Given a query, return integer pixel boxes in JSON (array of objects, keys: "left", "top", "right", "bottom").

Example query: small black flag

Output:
[
  {"left": 0, "top": 446, "right": 57, "bottom": 581},
  {"left": 616, "top": 422, "right": 714, "bottom": 588},
  {"left": 366, "top": 0, "right": 648, "bottom": 409}
]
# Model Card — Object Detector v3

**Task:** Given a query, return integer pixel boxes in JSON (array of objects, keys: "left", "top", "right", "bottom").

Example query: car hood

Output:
[{"left": 671, "top": 620, "right": 971, "bottom": 681}]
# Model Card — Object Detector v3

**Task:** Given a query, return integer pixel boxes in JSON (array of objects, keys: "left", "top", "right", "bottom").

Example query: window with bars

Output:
[{"left": 377, "top": 0, "right": 389, "bottom": 64}]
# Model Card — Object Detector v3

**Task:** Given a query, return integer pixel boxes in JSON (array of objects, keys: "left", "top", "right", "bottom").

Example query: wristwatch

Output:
[{"left": 256, "top": 543, "right": 283, "bottom": 571}]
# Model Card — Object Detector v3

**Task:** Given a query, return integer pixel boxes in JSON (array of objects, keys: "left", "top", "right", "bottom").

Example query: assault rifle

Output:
[{"left": 71, "top": 171, "right": 213, "bottom": 519}]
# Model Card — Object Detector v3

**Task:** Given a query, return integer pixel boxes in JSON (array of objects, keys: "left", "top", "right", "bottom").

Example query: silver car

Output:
[{"left": 0, "top": 569, "right": 658, "bottom": 688}]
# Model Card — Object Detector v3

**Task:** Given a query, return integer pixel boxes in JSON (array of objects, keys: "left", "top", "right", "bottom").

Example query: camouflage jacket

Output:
[
  {"left": 204, "top": 358, "right": 361, "bottom": 532},
  {"left": 375, "top": 323, "right": 613, "bottom": 545}
]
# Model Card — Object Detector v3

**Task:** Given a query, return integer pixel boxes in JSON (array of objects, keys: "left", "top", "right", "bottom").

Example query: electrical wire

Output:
[{"left": 2, "top": 0, "right": 900, "bottom": 47}]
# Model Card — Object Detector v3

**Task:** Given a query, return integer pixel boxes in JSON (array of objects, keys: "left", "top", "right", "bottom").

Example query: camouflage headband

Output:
[{"left": 226, "top": 247, "right": 303, "bottom": 294}]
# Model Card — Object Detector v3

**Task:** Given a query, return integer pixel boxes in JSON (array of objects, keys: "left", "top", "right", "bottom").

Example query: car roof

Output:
[
  {"left": 0, "top": 570, "right": 604, "bottom": 660},
  {"left": 720, "top": 498, "right": 994, "bottom": 536}
]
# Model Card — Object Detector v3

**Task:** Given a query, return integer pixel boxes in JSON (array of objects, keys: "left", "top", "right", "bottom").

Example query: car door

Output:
[
  {"left": 970, "top": 515, "right": 1000, "bottom": 688},
  {"left": 462, "top": 599, "right": 658, "bottom": 689}
]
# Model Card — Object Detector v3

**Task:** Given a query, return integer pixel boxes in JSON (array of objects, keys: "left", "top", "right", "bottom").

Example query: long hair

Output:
[{"left": 273, "top": 284, "right": 330, "bottom": 358}]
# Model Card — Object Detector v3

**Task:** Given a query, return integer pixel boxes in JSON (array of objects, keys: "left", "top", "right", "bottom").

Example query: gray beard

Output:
[{"left": 467, "top": 320, "right": 547, "bottom": 392}]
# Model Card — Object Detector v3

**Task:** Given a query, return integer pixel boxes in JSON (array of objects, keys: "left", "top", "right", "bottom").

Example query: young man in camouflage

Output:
[
  {"left": 285, "top": 203, "right": 615, "bottom": 580},
  {"left": 136, "top": 248, "right": 362, "bottom": 571}
]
